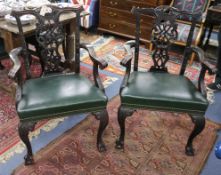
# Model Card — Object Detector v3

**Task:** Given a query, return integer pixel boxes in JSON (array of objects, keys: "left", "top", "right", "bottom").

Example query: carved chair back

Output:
[
  {"left": 132, "top": 6, "right": 200, "bottom": 75},
  {"left": 11, "top": 5, "right": 83, "bottom": 80}
]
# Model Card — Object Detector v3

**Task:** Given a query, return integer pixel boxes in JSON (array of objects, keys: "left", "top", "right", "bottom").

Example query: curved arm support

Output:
[
  {"left": 191, "top": 46, "right": 216, "bottom": 74},
  {"left": 80, "top": 43, "right": 108, "bottom": 69},
  {"left": 120, "top": 40, "right": 135, "bottom": 92},
  {"left": 80, "top": 43, "right": 108, "bottom": 91},
  {"left": 8, "top": 47, "right": 23, "bottom": 88},
  {"left": 8, "top": 47, "right": 22, "bottom": 79},
  {"left": 120, "top": 40, "right": 136, "bottom": 66},
  {"left": 190, "top": 46, "right": 215, "bottom": 95}
]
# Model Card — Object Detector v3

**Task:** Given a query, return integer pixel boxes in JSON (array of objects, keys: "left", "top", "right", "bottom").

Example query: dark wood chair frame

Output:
[
  {"left": 8, "top": 5, "right": 109, "bottom": 165},
  {"left": 115, "top": 6, "right": 214, "bottom": 156},
  {"left": 0, "top": 39, "right": 8, "bottom": 70}
]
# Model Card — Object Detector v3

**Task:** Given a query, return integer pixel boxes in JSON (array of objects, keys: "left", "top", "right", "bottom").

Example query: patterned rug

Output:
[
  {"left": 13, "top": 96, "right": 219, "bottom": 175},
  {"left": 0, "top": 35, "right": 118, "bottom": 164}
]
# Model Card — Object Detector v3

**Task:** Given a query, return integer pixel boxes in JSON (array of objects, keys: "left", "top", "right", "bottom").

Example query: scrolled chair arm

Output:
[
  {"left": 80, "top": 43, "right": 108, "bottom": 91},
  {"left": 190, "top": 46, "right": 216, "bottom": 95},
  {"left": 119, "top": 40, "right": 136, "bottom": 92},
  {"left": 191, "top": 46, "right": 216, "bottom": 74},
  {"left": 80, "top": 43, "right": 108, "bottom": 69},
  {"left": 8, "top": 47, "right": 22, "bottom": 79},
  {"left": 120, "top": 40, "right": 136, "bottom": 67}
]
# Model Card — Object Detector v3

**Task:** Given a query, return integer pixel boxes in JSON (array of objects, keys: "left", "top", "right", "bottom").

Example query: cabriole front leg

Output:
[
  {"left": 18, "top": 121, "right": 36, "bottom": 165},
  {"left": 186, "top": 114, "right": 205, "bottom": 156},
  {"left": 94, "top": 109, "right": 109, "bottom": 152},
  {"left": 115, "top": 106, "right": 135, "bottom": 149}
]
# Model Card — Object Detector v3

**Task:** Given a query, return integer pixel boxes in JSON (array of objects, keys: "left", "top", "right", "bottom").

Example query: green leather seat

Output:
[
  {"left": 121, "top": 72, "right": 208, "bottom": 113},
  {"left": 18, "top": 74, "right": 107, "bottom": 121}
]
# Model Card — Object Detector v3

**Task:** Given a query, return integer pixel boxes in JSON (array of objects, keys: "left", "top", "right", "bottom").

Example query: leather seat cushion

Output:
[
  {"left": 121, "top": 72, "right": 208, "bottom": 113},
  {"left": 17, "top": 74, "right": 107, "bottom": 121}
]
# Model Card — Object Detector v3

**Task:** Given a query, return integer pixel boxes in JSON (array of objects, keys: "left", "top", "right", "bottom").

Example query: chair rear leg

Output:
[
  {"left": 189, "top": 53, "right": 196, "bottom": 65},
  {"left": 95, "top": 109, "right": 109, "bottom": 152},
  {"left": 186, "top": 114, "right": 205, "bottom": 156},
  {"left": 0, "top": 62, "right": 4, "bottom": 70},
  {"left": 115, "top": 106, "right": 134, "bottom": 149},
  {"left": 18, "top": 121, "right": 36, "bottom": 165}
]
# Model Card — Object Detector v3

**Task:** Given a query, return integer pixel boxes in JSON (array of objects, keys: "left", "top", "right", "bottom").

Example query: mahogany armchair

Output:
[
  {"left": 115, "top": 6, "right": 213, "bottom": 156},
  {"left": 8, "top": 5, "right": 109, "bottom": 165}
]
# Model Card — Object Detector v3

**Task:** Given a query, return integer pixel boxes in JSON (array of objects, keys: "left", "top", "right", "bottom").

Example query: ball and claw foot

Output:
[
  {"left": 24, "top": 154, "right": 34, "bottom": 165},
  {"left": 115, "top": 139, "right": 124, "bottom": 149},
  {"left": 97, "top": 142, "right": 106, "bottom": 152},
  {"left": 185, "top": 146, "right": 194, "bottom": 156}
]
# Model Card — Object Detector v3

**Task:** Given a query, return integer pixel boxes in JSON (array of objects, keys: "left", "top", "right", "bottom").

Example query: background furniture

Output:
[
  {"left": 71, "top": 0, "right": 99, "bottom": 28},
  {"left": 170, "top": 0, "right": 211, "bottom": 63},
  {"left": 8, "top": 5, "right": 109, "bottom": 165},
  {"left": 171, "top": 0, "right": 210, "bottom": 45},
  {"left": 98, "top": 0, "right": 171, "bottom": 44},
  {"left": 200, "top": 3, "right": 221, "bottom": 50},
  {"left": 0, "top": 10, "right": 88, "bottom": 53},
  {"left": 115, "top": 6, "right": 213, "bottom": 156}
]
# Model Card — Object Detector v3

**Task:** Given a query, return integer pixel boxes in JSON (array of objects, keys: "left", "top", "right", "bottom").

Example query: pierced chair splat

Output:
[
  {"left": 115, "top": 6, "right": 213, "bottom": 156},
  {"left": 8, "top": 5, "right": 109, "bottom": 165}
]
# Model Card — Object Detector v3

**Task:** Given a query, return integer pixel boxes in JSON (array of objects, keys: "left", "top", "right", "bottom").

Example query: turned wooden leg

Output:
[
  {"left": 18, "top": 121, "right": 36, "bottom": 165},
  {"left": 94, "top": 109, "right": 109, "bottom": 152},
  {"left": 186, "top": 114, "right": 205, "bottom": 156},
  {"left": 115, "top": 106, "right": 135, "bottom": 149}
]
